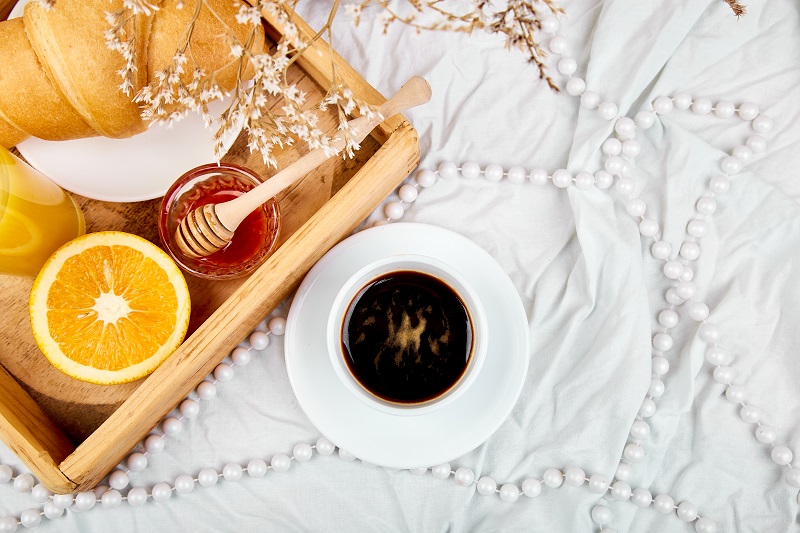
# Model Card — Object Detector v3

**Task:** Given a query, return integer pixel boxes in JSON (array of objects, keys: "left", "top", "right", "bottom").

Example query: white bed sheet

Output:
[{"left": 1, "top": 0, "right": 799, "bottom": 531}]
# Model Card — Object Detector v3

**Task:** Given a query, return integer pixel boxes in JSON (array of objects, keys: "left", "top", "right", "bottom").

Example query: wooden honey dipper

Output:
[{"left": 175, "top": 76, "right": 432, "bottom": 259}]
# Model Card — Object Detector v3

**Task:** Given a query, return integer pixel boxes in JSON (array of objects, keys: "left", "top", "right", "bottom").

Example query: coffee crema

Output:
[{"left": 340, "top": 270, "right": 473, "bottom": 404}]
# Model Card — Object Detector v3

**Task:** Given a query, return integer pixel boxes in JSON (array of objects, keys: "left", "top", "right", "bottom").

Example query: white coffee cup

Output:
[{"left": 327, "top": 254, "right": 488, "bottom": 417}]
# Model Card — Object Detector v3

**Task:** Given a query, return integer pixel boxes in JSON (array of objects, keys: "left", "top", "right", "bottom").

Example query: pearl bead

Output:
[
  {"left": 624, "top": 442, "right": 646, "bottom": 462},
  {"left": 746, "top": 135, "right": 766, "bottom": 153},
  {"left": 552, "top": 169, "right": 572, "bottom": 188},
  {"left": 198, "top": 467, "right": 219, "bottom": 486},
  {"left": 549, "top": 36, "right": 567, "bottom": 54},
  {"left": 639, "top": 398, "right": 656, "bottom": 418},
  {"left": 529, "top": 168, "right": 549, "bottom": 185},
  {"left": 752, "top": 114, "right": 773, "bottom": 133},
  {"left": 461, "top": 160, "right": 480, "bottom": 179},
  {"left": 564, "top": 467, "right": 585, "bottom": 486},
  {"left": 614, "top": 117, "right": 636, "bottom": 138},
  {"left": 626, "top": 198, "right": 646, "bottom": 217},
  {"left": 686, "top": 219, "right": 707, "bottom": 239},
  {"left": 0, "top": 516, "right": 16, "bottom": 532},
  {"left": 696, "top": 196, "right": 717, "bottom": 215},
  {"left": 196, "top": 381, "right": 217, "bottom": 400},
  {"left": 12, "top": 473, "right": 33, "bottom": 493},
  {"left": 127, "top": 487, "right": 148, "bottom": 506},
  {"left": 588, "top": 474, "right": 609, "bottom": 494},
  {"left": 0, "top": 466, "right": 11, "bottom": 485},
  {"left": 653, "top": 96, "right": 673, "bottom": 115},
  {"left": 543, "top": 468, "right": 564, "bottom": 488},
  {"left": 615, "top": 177, "right": 635, "bottom": 196},
  {"left": 688, "top": 302, "right": 709, "bottom": 321},
  {"left": 162, "top": 417, "right": 182, "bottom": 437},
  {"left": 271, "top": 453, "right": 291, "bottom": 472},
  {"left": 151, "top": 482, "right": 172, "bottom": 502},
  {"left": 454, "top": 467, "right": 474, "bottom": 487},
  {"left": 736, "top": 102, "right": 758, "bottom": 120},
  {"left": 507, "top": 166, "right": 526, "bottom": 184},
  {"left": 622, "top": 139, "right": 641, "bottom": 157},
  {"left": 127, "top": 452, "right": 147, "bottom": 472},
  {"left": 634, "top": 110, "right": 655, "bottom": 129},
  {"left": 540, "top": 15, "right": 558, "bottom": 34},
  {"left": 786, "top": 468, "right": 800, "bottom": 488},
  {"left": 175, "top": 474, "right": 195, "bottom": 492},
  {"left": 714, "top": 100, "right": 735, "bottom": 118},
  {"left": 665, "top": 288, "right": 685, "bottom": 306},
  {"left": 44, "top": 501, "right": 64, "bottom": 519},
  {"left": 676, "top": 281, "right": 697, "bottom": 300},
  {"left": 557, "top": 57, "right": 577, "bottom": 76},
  {"left": 268, "top": 316, "right": 286, "bottom": 335},
  {"left": 398, "top": 183, "right": 418, "bottom": 202},
  {"left": 101, "top": 488, "right": 122, "bottom": 508},
  {"left": 707, "top": 346, "right": 731, "bottom": 366},
  {"left": 680, "top": 266, "right": 694, "bottom": 282},
  {"left": 52, "top": 494, "right": 73, "bottom": 509},
  {"left": 293, "top": 442, "right": 313, "bottom": 462},
  {"left": 384, "top": 201, "right": 404, "bottom": 220},
  {"left": 316, "top": 437, "right": 335, "bottom": 456},
  {"left": 653, "top": 333, "right": 673, "bottom": 351},
  {"left": 521, "top": 478, "right": 542, "bottom": 497},
  {"left": 75, "top": 491, "right": 96, "bottom": 510},
  {"left": 499, "top": 483, "right": 519, "bottom": 503},
  {"left": 19, "top": 509, "right": 41, "bottom": 529},
  {"left": 639, "top": 218, "right": 659, "bottom": 237},
  {"left": 713, "top": 365, "right": 735, "bottom": 384},
  {"left": 602, "top": 138, "right": 622, "bottom": 156},
  {"left": 732, "top": 145, "right": 753, "bottom": 163},
  {"left": 755, "top": 425, "right": 777, "bottom": 444},
  {"left": 654, "top": 493, "right": 675, "bottom": 514},
  {"left": 680, "top": 242, "right": 701, "bottom": 261},
  {"left": 415, "top": 169, "right": 437, "bottom": 187},
  {"left": 222, "top": 463, "right": 243, "bottom": 481},
  {"left": 247, "top": 459, "right": 268, "bottom": 478},
  {"left": 145, "top": 434, "right": 166, "bottom": 454},
  {"left": 594, "top": 170, "right": 613, "bottom": 190},
  {"left": 577, "top": 91, "right": 601, "bottom": 112},
  {"left": 611, "top": 481, "right": 632, "bottom": 501},
  {"left": 695, "top": 517, "right": 718, "bottom": 533},
  {"left": 740, "top": 404, "right": 763, "bottom": 423},
  {"left": 771, "top": 445, "right": 793, "bottom": 465},
  {"left": 649, "top": 378, "right": 665, "bottom": 397},
  {"left": 574, "top": 171, "right": 595, "bottom": 190},
  {"left": 231, "top": 347, "right": 251, "bottom": 366},
  {"left": 249, "top": 331, "right": 269, "bottom": 351},
  {"left": 632, "top": 488, "right": 652, "bottom": 507},
  {"left": 615, "top": 462, "right": 633, "bottom": 481},
  {"left": 31, "top": 483, "right": 51, "bottom": 503},
  {"left": 677, "top": 501, "right": 698, "bottom": 522},
  {"left": 598, "top": 101, "right": 618, "bottom": 120},
  {"left": 663, "top": 261, "right": 683, "bottom": 280},
  {"left": 566, "top": 77, "right": 586, "bottom": 96},
  {"left": 699, "top": 324, "right": 720, "bottom": 343},
  {"left": 437, "top": 161, "right": 458, "bottom": 179},
  {"left": 672, "top": 93, "right": 692, "bottom": 110},
  {"left": 180, "top": 399, "right": 201, "bottom": 419},
  {"left": 709, "top": 175, "right": 730, "bottom": 195},
  {"left": 725, "top": 384, "right": 745, "bottom": 403},
  {"left": 484, "top": 164, "right": 503, "bottom": 182},
  {"left": 651, "top": 240, "right": 672, "bottom": 260},
  {"left": 476, "top": 476, "right": 497, "bottom": 495},
  {"left": 432, "top": 463, "right": 451, "bottom": 479},
  {"left": 591, "top": 505, "right": 613, "bottom": 525},
  {"left": 605, "top": 155, "right": 624, "bottom": 175},
  {"left": 652, "top": 356, "right": 670, "bottom": 376},
  {"left": 720, "top": 156, "right": 742, "bottom": 175},
  {"left": 692, "top": 98, "right": 712, "bottom": 115}
]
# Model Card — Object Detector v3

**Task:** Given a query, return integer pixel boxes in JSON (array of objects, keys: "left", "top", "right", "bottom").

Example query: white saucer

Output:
[{"left": 285, "top": 223, "right": 529, "bottom": 468}]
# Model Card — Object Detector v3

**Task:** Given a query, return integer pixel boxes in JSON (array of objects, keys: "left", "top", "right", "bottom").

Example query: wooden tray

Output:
[{"left": 0, "top": 5, "right": 419, "bottom": 493}]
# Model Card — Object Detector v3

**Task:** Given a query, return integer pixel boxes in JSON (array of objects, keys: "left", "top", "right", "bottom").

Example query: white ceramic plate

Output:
[
  {"left": 10, "top": 0, "right": 224, "bottom": 203},
  {"left": 285, "top": 223, "right": 530, "bottom": 468}
]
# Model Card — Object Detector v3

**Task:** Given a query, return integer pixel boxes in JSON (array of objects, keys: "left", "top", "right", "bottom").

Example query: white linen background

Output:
[{"left": 1, "top": 0, "right": 799, "bottom": 531}]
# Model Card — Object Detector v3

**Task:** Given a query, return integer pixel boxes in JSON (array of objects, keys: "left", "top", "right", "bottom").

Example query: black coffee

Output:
[{"left": 341, "top": 270, "right": 473, "bottom": 404}]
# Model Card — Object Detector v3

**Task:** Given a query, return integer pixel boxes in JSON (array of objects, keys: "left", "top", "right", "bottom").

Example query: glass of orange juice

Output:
[{"left": 0, "top": 146, "right": 85, "bottom": 276}]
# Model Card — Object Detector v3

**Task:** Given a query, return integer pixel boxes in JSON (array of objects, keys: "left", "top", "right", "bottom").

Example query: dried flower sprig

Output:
[{"left": 724, "top": 0, "right": 746, "bottom": 17}]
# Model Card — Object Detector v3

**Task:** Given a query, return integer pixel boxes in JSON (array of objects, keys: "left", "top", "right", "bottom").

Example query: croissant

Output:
[{"left": 0, "top": 0, "right": 265, "bottom": 148}]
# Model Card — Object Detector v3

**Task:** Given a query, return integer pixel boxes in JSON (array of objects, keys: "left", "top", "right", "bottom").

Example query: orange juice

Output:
[{"left": 0, "top": 147, "right": 85, "bottom": 276}]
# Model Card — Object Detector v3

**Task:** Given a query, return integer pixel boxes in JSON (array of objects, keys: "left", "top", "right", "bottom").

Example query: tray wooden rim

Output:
[{"left": 0, "top": 5, "right": 420, "bottom": 493}]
